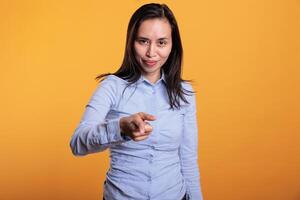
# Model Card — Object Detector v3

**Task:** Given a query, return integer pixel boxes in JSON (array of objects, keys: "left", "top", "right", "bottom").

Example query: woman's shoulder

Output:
[
  {"left": 180, "top": 80, "right": 197, "bottom": 107},
  {"left": 181, "top": 80, "right": 195, "bottom": 93},
  {"left": 98, "top": 74, "right": 128, "bottom": 90},
  {"left": 103, "top": 74, "right": 128, "bottom": 84},
  {"left": 95, "top": 74, "right": 130, "bottom": 97},
  {"left": 181, "top": 81, "right": 195, "bottom": 95},
  {"left": 90, "top": 75, "right": 128, "bottom": 106}
]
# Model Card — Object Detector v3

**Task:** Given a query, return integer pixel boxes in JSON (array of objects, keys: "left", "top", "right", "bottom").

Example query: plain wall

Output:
[{"left": 0, "top": 0, "right": 299, "bottom": 199}]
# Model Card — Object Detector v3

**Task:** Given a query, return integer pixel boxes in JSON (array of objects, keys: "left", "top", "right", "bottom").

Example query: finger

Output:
[
  {"left": 133, "top": 117, "right": 146, "bottom": 134},
  {"left": 138, "top": 112, "right": 156, "bottom": 121},
  {"left": 133, "top": 135, "right": 149, "bottom": 141},
  {"left": 128, "top": 122, "right": 138, "bottom": 131},
  {"left": 132, "top": 130, "right": 150, "bottom": 137},
  {"left": 144, "top": 124, "right": 153, "bottom": 132}
]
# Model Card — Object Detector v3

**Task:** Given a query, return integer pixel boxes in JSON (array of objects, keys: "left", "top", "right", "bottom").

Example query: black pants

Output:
[{"left": 103, "top": 194, "right": 187, "bottom": 200}]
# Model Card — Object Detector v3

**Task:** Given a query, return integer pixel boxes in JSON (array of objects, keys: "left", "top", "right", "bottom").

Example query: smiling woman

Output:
[
  {"left": 134, "top": 18, "right": 173, "bottom": 84},
  {"left": 69, "top": 3, "right": 204, "bottom": 200}
]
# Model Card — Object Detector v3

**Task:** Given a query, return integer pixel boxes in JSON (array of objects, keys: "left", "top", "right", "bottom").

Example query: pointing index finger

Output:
[{"left": 138, "top": 112, "right": 156, "bottom": 121}]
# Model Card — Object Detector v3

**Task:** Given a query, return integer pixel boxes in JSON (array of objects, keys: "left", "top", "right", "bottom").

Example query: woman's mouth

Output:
[{"left": 143, "top": 60, "right": 157, "bottom": 67}]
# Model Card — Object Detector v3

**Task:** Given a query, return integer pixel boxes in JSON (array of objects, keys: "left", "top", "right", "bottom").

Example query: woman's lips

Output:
[{"left": 143, "top": 60, "right": 157, "bottom": 67}]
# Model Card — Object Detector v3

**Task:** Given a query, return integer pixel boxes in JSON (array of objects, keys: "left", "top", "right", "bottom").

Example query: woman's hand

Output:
[{"left": 119, "top": 112, "right": 156, "bottom": 141}]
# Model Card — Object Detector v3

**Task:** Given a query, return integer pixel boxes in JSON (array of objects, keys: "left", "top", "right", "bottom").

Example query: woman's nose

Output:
[{"left": 146, "top": 44, "right": 156, "bottom": 57}]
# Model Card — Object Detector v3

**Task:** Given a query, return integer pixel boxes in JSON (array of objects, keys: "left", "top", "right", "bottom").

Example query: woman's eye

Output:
[
  {"left": 158, "top": 41, "right": 167, "bottom": 46},
  {"left": 138, "top": 39, "right": 149, "bottom": 45}
]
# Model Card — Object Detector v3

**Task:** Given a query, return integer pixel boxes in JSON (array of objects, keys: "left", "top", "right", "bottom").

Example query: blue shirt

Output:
[{"left": 70, "top": 71, "right": 203, "bottom": 200}]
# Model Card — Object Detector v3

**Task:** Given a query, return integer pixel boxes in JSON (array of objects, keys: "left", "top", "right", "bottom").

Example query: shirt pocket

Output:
[
  {"left": 113, "top": 97, "right": 148, "bottom": 118},
  {"left": 159, "top": 108, "right": 185, "bottom": 145}
]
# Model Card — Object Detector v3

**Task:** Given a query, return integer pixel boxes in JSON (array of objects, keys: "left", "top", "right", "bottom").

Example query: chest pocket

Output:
[
  {"left": 157, "top": 107, "right": 185, "bottom": 147},
  {"left": 113, "top": 93, "right": 148, "bottom": 117}
]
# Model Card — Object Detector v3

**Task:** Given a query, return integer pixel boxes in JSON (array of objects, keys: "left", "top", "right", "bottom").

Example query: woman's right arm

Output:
[{"left": 69, "top": 77, "right": 129, "bottom": 156}]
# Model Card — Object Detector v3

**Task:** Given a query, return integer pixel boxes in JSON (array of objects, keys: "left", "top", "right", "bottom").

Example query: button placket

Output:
[{"left": 148, "top": 153, "right": 153, "bottom": 164}]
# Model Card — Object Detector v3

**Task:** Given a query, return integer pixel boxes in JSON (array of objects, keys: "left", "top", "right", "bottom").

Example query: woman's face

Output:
[{"left": 134, "top": 18, "right": 172, "bottom": 83}]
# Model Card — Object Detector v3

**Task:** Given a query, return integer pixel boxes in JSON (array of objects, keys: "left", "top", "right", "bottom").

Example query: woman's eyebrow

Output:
[
  {"left": 136, "top": 37, "right": 149, "bottom": 40},
  {"left": 158, "top": 37, "right": 169, "bottom": 40}
]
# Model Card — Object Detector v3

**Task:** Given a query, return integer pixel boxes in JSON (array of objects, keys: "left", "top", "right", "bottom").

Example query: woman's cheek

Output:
[{"left": 161, "top": 47, "right": 172, "bottom": 58}]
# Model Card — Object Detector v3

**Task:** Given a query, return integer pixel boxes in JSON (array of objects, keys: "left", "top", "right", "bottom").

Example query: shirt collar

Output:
[{"left": 137, "top": 69, "right": 166, "bottom": 86}]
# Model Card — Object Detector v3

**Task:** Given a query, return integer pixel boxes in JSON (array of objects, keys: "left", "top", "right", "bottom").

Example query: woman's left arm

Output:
[{"left": 179, "top": 84, "right": 204, "bottom": 200}]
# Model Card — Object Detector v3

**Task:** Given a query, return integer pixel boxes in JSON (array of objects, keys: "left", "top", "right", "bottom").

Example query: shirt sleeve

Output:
[
  {"left": 179, "top": 83, "right": 204, "bottom": 200},
  {"left": 69, "top": 76, "right": 130, "bottom": 156}
]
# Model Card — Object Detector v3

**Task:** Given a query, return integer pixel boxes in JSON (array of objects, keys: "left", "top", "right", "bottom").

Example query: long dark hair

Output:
[{"left": 95, "top": 3, "right": 194, "bottom": 110}]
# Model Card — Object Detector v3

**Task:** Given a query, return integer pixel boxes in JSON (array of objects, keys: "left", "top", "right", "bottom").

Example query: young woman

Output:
[{"left": 70, "top": 3, "right": 203, "bottom": 200}]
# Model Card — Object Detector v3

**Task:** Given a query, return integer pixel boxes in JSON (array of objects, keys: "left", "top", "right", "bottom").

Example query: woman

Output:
[{"left": 70, "top": 3, "right": 203, "bottom": 200}]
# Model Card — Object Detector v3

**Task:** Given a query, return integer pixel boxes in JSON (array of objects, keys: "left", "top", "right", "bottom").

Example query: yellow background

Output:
[{"left": 0, "top": 0, "right": 299, "bottom": 199}]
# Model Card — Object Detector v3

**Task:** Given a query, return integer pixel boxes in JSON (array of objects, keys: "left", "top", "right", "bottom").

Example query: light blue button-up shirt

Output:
[{"left": 70, "top": 71, "right": 203, "bottom": 200}]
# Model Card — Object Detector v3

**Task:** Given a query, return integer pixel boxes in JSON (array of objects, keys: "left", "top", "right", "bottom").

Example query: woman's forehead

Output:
[{"left": 136, "top": 18, "right": 172, "bottom": 38}]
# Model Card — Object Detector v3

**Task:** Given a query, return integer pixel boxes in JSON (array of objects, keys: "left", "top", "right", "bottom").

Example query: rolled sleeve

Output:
[{"left": 105, "top": 118, "right": 131, "bottom": 142}]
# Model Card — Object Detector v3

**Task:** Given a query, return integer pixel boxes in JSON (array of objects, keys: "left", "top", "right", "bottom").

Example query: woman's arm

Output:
[
  {"left": 179, "top": 84, "right": 204, "bottom": 200},
  {"left": 69, "top": 77, "right": 129, "bottom": 156}
]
